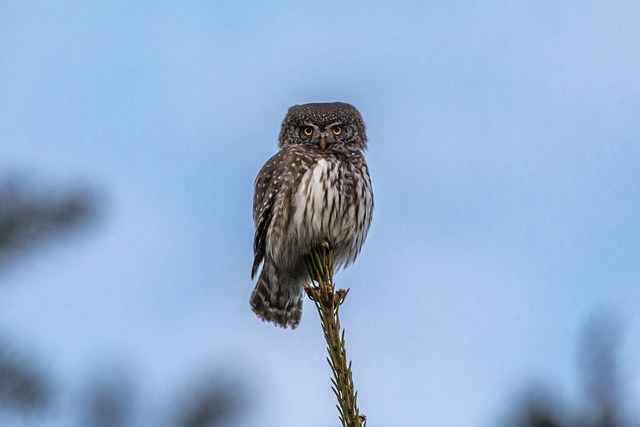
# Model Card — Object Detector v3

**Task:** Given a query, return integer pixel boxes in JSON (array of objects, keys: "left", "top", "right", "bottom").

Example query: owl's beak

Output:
[{"left": 318, "top": 134, "right": 328, "bottom": 151}]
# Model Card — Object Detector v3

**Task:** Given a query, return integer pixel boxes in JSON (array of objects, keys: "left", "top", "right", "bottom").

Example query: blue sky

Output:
[{"left": 1, "top": 1, "right": 639, "bottom": 426}]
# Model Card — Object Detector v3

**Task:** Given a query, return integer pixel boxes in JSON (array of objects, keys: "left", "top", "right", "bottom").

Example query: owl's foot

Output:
[{"left": 320, "top": 240, "right": 330, "bottom": 250}]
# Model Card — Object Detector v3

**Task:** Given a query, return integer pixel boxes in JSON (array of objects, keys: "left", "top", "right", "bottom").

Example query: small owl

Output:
[{"left": 250, "top": 102, "right": 374, "bottom": 329}]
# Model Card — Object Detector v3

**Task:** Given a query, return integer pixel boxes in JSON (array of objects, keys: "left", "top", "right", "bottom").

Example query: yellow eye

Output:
[
  {"left": 303, "top": 126, "right": 314, "bottom": 136},
  {"left": 332, "top": 126, "right": 342, "bottom": 135}
]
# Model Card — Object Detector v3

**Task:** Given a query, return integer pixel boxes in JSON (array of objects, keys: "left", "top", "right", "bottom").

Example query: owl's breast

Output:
[{"left": 291, "top": 158, "right": 341, "bottom": 239}]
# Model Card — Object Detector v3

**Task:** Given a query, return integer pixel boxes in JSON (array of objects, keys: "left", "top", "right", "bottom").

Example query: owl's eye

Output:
[
  {"left": 303, "top": 126, "right": 314, "bottom": 136},
  {"left": 332, "top": 126, "right": 342, "bottom": 136}
]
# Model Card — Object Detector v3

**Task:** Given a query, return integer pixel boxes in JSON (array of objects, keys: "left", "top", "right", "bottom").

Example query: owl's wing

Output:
[
  {"left": 251, "top": 205, "right": 272, "bottom": 278},
  {"left": 251, "top": 150, "right": 285, "bottom": 279}
]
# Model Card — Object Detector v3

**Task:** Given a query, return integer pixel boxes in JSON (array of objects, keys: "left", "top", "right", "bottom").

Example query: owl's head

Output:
[{"left": 278, "top": 102, "right": 367, "bottom": 151}]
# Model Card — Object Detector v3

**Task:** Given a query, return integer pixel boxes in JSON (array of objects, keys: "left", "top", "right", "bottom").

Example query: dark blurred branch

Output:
[
  {"left": 80, "top": 372, "right": 134, "bottom": 427},
  {"left": 578, "top": 313, "right": 624, "bottom": 427},
  {"left": 174, "top": 376, "right": 245, "bottom": 427},
  {"left": 506, "top": 385, "right": 565, "bottom": 427},
  {"left": 0, "top": 176, "right": 251, "bottom": 426},
  {"left": 0, "top": 342, "right": 51, "bottom": 414},
  {"left": 502, "top": 312, "right": 636, "bottom": 427},
  {"left": 0, "top": 177, "right": 94, "bottom": 267}
]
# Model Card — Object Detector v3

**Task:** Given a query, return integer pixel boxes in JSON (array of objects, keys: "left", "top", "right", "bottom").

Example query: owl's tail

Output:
[{"left": 250, "top": 269, "right": 303, "bottom": 329}]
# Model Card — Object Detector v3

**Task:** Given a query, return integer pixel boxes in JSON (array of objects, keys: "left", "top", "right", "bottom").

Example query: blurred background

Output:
[{"left": 1, "top": 1, "right": 639, "bottom": 426}]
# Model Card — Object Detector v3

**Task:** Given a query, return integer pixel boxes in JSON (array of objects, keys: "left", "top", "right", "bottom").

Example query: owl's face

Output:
[{"left": 278, "top": 102, "right": 367, "bottom": 151}]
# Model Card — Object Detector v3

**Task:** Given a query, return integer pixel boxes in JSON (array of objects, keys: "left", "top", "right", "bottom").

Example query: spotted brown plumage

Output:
[{"left": 250, "top": 102, "right": 373, "bottom": 328}]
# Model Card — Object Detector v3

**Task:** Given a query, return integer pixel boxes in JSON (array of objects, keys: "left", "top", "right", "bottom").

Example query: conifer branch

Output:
[{"left": 305, "top": 245, "right": 366, "bottom": 427}]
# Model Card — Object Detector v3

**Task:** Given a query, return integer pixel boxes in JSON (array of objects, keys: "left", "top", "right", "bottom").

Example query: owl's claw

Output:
[{"left": 321, "top": 240, "right": 330, "bottom": 249}]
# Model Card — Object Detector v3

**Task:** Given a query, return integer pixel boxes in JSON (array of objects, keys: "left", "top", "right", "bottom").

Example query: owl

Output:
[{"left": 250, "top": 102, "right": 373, "bottom": 329}]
